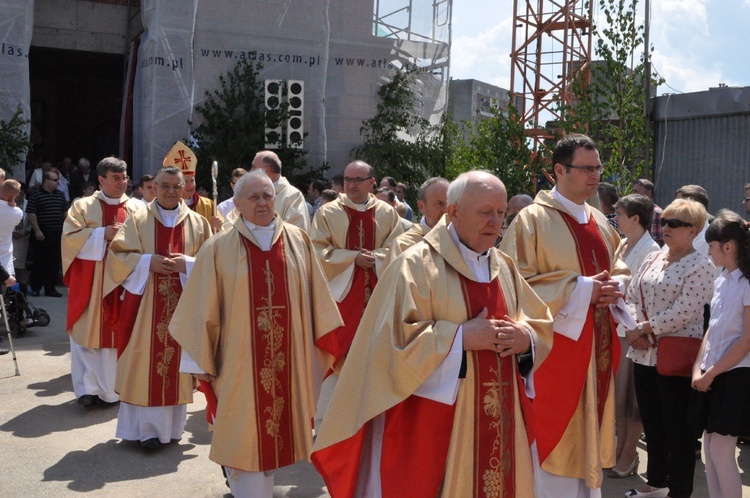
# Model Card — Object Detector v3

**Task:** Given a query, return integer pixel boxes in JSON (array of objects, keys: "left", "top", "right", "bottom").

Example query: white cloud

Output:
[
  {"left": 450, "top": 0, "right": 750, "bottom": 97},
  {"left": 450, "top": 19, "right": 513, "bottom": 89}
]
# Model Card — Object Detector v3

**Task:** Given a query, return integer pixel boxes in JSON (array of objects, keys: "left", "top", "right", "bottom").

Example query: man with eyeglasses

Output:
[
  {"left": 61, "top": 157, "right": 144, "bottom": 408},
  {"left": 310, "top": 160, "right": 404, "bottom": 428},
  {"left": 501, "top": 134, "right": 632, "bottom": 497},
  {"left": 104, "top": 166, "right": 211, "bottom": 450},
  {"left": 27, "top": 170, "right": 68, "bottom": 297},
  {"left": 250, "top": 150, "right": 310, "bottom": 232}
]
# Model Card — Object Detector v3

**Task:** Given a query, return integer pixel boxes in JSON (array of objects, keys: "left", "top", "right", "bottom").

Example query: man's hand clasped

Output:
[
  {"left": 463, "top": 307, "right": 532, "bottom": 357},
  {"left": 149, "top": 253, "right": 187, "bottom": 275},
  {"left": 590, "top": 270, "right": 623, "bottom": 308},
  {"left": 355, "top": 249, "right": 376, "bottom": 269}
]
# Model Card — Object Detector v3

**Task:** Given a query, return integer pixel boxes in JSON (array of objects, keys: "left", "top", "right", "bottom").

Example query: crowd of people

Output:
[{"left": 1, "top": 133, "right": 750, "bottom": 498}]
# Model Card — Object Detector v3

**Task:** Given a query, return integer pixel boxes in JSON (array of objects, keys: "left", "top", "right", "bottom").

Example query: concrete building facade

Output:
[{"left": 1, "top": 0, "right": 451, "bottom": 181}]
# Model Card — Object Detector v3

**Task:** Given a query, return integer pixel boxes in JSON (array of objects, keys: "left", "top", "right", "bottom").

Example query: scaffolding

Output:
[{"left": 510, "top": 0, "right": 593, "bottom": 163}]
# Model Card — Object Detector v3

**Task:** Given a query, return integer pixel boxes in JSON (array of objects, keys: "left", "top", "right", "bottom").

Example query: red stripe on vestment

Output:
[
  {"left": 317, "top": 206, "right": 377, "bottom": 366},
  {"left": 461, "top": 277, "right": 516, "bottom": 498},
  {"left": 534, "top": 213, "right": 620, "bottom": 464},
  {"left": 147, "top": 220, "right": 184, "bottom": 406},
  {"left": 242, "top": 234, "right": 295, "bottom": 470}
]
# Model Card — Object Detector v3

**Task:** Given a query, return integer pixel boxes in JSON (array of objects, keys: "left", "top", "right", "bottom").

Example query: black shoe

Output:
[
  {"left": 29, "top": 290, "right": 40, "bottom": 297},
  {"left": 140, "top": 438, "right": 161, "bottom": 451},
  {"left": 45, "top": 290, "right": 63, "bottom": 297},
  {"left": 96, "top": 398, "right": 119, "bottom": 408},
  {"left": 77, "top": 394, "right": 96, "bottom": 407},
  {"left": 0, "top": 348, "right": 8, "bottom": 355}
]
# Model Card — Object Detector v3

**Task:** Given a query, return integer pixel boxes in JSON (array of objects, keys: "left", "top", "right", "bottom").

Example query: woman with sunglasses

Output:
[{"left": 623, "top": 198, "right": 716, "bottom": 498}]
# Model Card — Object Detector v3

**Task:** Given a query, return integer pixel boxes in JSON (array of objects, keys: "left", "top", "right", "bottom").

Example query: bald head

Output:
[
  {"left": 251, "top": 150, "right": 282, "bottom": 181},
  {"left": 447, "top": 171, "right": 508, "bottom": 253}
]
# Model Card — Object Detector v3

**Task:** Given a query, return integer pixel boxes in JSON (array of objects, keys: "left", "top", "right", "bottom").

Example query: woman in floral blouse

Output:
[{"left": 624, "top": 199, "right": 715, "bottom": 498}]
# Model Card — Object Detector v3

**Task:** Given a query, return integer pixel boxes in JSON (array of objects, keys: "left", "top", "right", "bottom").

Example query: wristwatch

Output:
[{"left": 636, "top": 322, "right": 645, "bottom": 335}]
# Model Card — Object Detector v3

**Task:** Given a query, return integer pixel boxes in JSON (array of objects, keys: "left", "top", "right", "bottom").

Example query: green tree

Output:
[
  {"left": 559, "top": 0, "right": 661, "bottom": 192},
  {"left": 354, "top": 69, "right": 440, "bottom": 193},
  {"left": 449, "top": 105, "right": 534, "bottom": 195},
  {"left": 0, "top": 105, "right": 31, "bottom": 173},
  {"left": 189, "top": 55, "right": 316, "bottom": 199}
]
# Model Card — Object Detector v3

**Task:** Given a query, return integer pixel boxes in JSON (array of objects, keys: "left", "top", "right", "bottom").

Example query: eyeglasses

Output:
[
  {"left": 46, "top": 177, "right": 59, "bottom": 182},
  {"left": 157, "top": 183, "right": 184, "bottom": 192},
  {"left": 560, "top": 163, "right": 604, "bottom": 174},
  {"left": 742, "top": 197, "right": 750, "bottom": 203},
  {"left": 660, "top": 218, "right": 693, "bottom": 229},
  {"left": 343, "top": 176, "right": 373, "bottom": 185}
]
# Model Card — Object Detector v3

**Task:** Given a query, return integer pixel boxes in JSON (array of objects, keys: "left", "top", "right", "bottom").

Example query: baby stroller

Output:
[{"left": 2, "top": 283, "right": 50, "bottom": 337}]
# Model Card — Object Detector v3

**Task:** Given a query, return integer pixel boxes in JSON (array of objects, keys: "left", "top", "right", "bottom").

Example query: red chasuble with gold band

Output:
[
  {"left": 240, "top": 234, "right": 296, "bottom": 470},
  {"left": 534, "top": 213, "right": 620, "bottom": 464},
  {"left": 64, "top": 199, "right": 128, "bottom": 345},
  {"left": 317, "top": 205, "right": 377, "bottom": 366},
  {"left": 312, "top": 275, "right": 529, "bottom": 498},
  {"left": 115, "top": 220, "right": 186, "bottom": 406}
]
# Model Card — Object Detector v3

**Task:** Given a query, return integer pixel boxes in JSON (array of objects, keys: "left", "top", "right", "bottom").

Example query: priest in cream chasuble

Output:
[
  {"left": 313, "top": 172, "right": 553, "bottom": 498},
  {"left": 500, "top": 135, "right": 633, "bottom": 496},
  {"left": 104, "top": 167, "right": 211, "bottom": 447},
  {"left": 62, "top": 157, "right": 143, "bottom": 406},
  {"left": 170, "top": 171, "right": 342, "bottom": 496}
]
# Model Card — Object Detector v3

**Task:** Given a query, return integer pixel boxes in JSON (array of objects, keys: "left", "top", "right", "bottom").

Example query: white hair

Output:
[
  {"left": 447, "top": 170, "right": 501, "bottom": 206},
  {"left": 233, "top": 169, "right": 275, "bottom": 202}
]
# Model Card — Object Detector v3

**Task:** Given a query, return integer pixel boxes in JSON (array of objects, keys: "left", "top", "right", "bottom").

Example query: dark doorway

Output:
[{"left": 29, "top": 47, "right": 124, "bottom": 168}]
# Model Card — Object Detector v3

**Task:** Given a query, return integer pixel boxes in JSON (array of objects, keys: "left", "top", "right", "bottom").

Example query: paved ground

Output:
[{"left": 1, "top": 287, "right": 749, "bottom": 497}]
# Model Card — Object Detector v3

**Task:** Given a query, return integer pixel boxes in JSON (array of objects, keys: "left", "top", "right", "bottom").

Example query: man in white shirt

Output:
[{"left": 216, "top": 167, "right": 247, "bottom": 220}]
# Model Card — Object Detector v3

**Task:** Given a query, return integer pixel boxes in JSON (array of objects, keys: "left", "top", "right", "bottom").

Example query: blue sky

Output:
[{"left": 450, "top": 0, "right": 750, "bottom": 95}]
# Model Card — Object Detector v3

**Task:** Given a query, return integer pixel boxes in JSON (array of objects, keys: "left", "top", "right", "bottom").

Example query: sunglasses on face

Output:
[{"left": 660, "top": 218, "right": 693, "bottom": 229}]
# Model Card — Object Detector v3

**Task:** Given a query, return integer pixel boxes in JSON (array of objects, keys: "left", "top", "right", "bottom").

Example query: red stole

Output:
[
  {"left": 534, "top": 212, "right": 620, "bottom": 464},
  {"left": 112, "top": 220, "right": 186, "bottom": 407},
  {"left": 317, "top": 205, "right": 378, "bottom": 366},
  {"left": 458, "top": 277, "right": 517, "bottom": 498},
  {"left": 241, "top": 234, "right": 295, "bottom": 470},
  {"left": 65, "top": 199, "right": 127, "bottom": 346},
  {"left": 312, "top": 274, "right": 525, "bottom": 498},
  {"left": 186, "top": 191, "right": 200, "bottom": 211}
]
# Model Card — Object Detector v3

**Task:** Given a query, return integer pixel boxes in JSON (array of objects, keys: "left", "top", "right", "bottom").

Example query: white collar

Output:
[
  {"left": 552, "top": 186, "right": 588, "bottom": 223},
  {"left": 243, "top": 218, "right": 277, "bottom": 231},
  {"left": 420, "top": 217, "right": 431, "bottom": 229},
  {"left": 724, "top": 267, "right": 744, "bottom": 283},
  {"left": 448, "top": 223, "right": 491, "bottom": 263},
  {"left": 97, "top": 191, "right": 124, "bottom": 206}
]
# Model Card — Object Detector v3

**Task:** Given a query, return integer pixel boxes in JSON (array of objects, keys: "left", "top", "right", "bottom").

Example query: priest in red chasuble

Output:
[
  {"left": 312, "top": 171, "right": 553, "bottom": 498},
  {"left": 104, "top": 166, "right": 211, "bottom": 449},
  {"left": 500, "top": 134, "right": 633, "bottom": 497},
  {"left": 62, "top": 157, "right": 144, "bottom": 408},
  {"left": 169, "top": 170, "right": 342, "bottom": 497}
]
